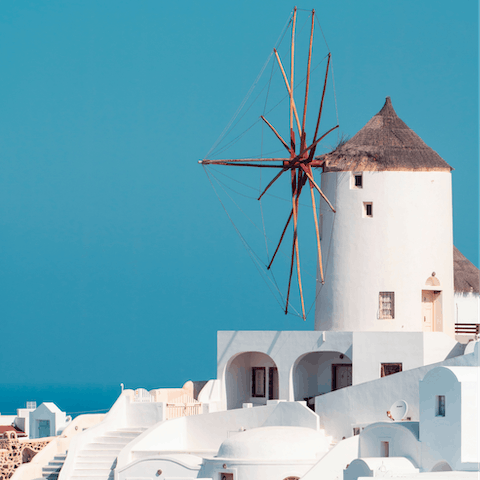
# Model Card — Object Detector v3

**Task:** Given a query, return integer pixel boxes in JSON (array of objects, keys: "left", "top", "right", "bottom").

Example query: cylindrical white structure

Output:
[{"left": 314, "top": 97, "right": 454, "bottom": 337}]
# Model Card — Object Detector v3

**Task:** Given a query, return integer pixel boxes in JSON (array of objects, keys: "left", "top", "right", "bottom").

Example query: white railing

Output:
[
  {"left": 133, "top": 388, "right": 153, "bottom": 403},
  {"left": 165, "top": 403, "right": 201, "bottom": 419}
]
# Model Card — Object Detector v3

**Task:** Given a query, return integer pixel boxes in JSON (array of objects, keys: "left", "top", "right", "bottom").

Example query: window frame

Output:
[
  {"left": 379, "top": 292, "right": 395, "bottom": 319},
  {"left": 380, "top": 363, "right": 403, "bottom": 377},
  {"left": 352, "top": 172, "right": 363, "bottom": 190},
  {"left": 363, "top": 201, "right": 373, "bottom": 217},
  {"left": 251, "top": 367, "right": 266, "bottom": 398},
  {"left": 436, "top": 395, "right": 446, "bottom": 417}
]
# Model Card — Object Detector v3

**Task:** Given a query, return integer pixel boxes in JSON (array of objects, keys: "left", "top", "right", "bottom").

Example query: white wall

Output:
[
  {"left": 315, "top": 348, "right": 476, "bottom": 442},
  {"left": 217, "top": 330, "right": 353, "bottom": 408},
  {"left": 419, "top": 366, "right": 479, "bottom": 470},
  {"left": 352, "top": 332, "right": 458, "bottom": 385},
  {"left": 315, "top": 171, "right": 454, "bottom": 338},
  {"left": 116, "top": 402, "right": 319, "bottom": 479},
  {"left": 358, "top": 422, "right": 421, "bottom": 466},
  {"left": 294, "top": 351, "right": 352, "bottom": 400},
  {"left": 29, "top": 404, "right": 60, "bottom": 438},
  {"left": 226, "top": 351, "right": 277, "bottom": 409},
  {"left": 118, "top": 455, "right": 202, "bottom": 480},
  {"left": 419, "top": 367, "right": 462, "bottom": 470},
  {"left": 455, "top": 292, "right": 480, "bottom": 324}
]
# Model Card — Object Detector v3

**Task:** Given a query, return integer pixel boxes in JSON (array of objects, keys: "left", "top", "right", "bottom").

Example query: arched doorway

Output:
[
  {"left": 225, "top": 351, "right": 279, "bottom": 410},
  {"left": 293, "top": 351, "right": 352, "bottom": 407}
]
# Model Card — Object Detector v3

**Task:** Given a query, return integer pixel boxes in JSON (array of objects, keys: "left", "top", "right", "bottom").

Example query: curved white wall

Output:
[{"left": 315, "top": 170, "right": 454, "bottom": 336}]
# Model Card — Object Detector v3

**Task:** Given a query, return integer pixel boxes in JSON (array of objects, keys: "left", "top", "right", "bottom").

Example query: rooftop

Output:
[{"left": 321, "top": 97, "right": 452, "bottom": 173}]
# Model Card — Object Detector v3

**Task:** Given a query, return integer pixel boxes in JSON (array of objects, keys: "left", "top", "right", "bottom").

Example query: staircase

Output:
[
  {"left": 68, "top": 427, "right": 147, "bottom": 480},
  {"left": 42, "top": 453, "right": 67, "bottom": 480}
]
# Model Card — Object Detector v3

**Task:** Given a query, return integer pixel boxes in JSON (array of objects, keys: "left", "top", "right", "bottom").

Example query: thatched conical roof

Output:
[
  {"left": 321, "top": 97, "right": 452, "bottom": 172},
  {"left": 454, "top": 246, "right": 480, "bottom": 293}
]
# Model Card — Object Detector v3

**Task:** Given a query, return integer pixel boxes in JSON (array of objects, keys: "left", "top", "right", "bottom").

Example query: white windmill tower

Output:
[{"left": 315, "top": 97, "right": 455, "bottom": 338}]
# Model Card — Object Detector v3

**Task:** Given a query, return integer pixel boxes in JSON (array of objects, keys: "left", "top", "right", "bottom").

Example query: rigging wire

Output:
[
  {"left": 205, "top": 12, "right": 293, "bottom": 160},
  {"left": 205, "top": 164, "right": 312, "bottom": 209},
  {"left": 207, "top": 166, "right": 319, "bottom": 288},
  {"left": 203, "top": 165, "right": 301, "bottom": 317}
]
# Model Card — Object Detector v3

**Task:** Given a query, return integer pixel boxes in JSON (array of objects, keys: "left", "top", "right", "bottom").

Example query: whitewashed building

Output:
[{"left": 13, "top": 98, "right": 478, "bottom": 480}]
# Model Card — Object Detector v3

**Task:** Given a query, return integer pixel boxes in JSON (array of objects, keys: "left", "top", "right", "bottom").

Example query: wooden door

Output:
[
  {"left": 422, "top": 290, "right": 434, "bottom": 332},
  {"left": 332, "top": 364, "right": 352, "bottom": 391}
]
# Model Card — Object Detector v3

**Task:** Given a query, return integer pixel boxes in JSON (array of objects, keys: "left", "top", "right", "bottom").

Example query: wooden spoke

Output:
[
  {"left": 298, "top": 124, "right": 339, "bottom": 162},
  {"left": 308, "top": 174, "right": 324, "bottom": 284},
  {"left": 300, "top": 164, "right": 335, "bottom": 213},
  {"left": 290, "top": 6, "right": 297, "bottom": 133},
  {"left": 261, "top": 116, "right": 291, "bottom": 153},
  {"left": 292, "top": 169, "right": 306, "bottom": 320},
  {"left": 203, "top": 162, "right": 285, "bottom": 168},
  {"left": 301, "top": 9, "right": 315, "bottom": 135},
  {"left": 285, "top": 169, "right": 298, "bottom": 315},
  {"left": 258, "top": 168, "right": 287, "bottom": 200},
  {"left": 200, "top": 157, "right": 290, "bottom": 164},
  {"left": 267, "top": 208, "right": 293, "bottom": 270},
  {"left": 274, "top": 49, "right": 302, "bottom": 139},
  {"left": 285, "top": 225, "right": 297, "bottom": 315},
  {"left": 312, "top": 53, "right": 331, "bottom": 143}
]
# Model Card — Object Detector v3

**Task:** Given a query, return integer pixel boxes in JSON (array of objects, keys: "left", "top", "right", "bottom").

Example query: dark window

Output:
[
  {"left": 252, "top": 367, "right": 266, "bottom": 397},
  {"left": 436, "top": 395, "right": 445, "bottom": 416},
  {"left": 268, "top": 367, "right": 277, "bottom": 400},
  {"left": 354, "top": 174, "right": 363, "bottom": 187},
  {"left": 381, "top": 363, "right": 402, "bottom": 377},
  {"left": 381, "top": 441, "right": 389, "bottom": 457},
  {"left": 365, "top": 203, "right": 372, "bottom": 216}
]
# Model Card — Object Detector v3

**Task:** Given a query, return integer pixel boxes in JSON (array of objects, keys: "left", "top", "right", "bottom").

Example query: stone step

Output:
[
  {"left": 75, "top": 460, "right": 114, "bottom": 468},
  {"left": 70, "top": 476, "right": 113, "bottom": 480},
  {"left": 90, "top": 438, "right": 132, "bottom": 447},
  {"left": 77, "top": 449, "right": 120, "bottom": 457},
  {"left": 86, "top": 442, "right": 126, "bottom": 450},
  {"left": 72, "top": 468, "right": 112, "bottom": 475},
  {"left": 42, "top": 466, "right": 62, "bottom": 473}
]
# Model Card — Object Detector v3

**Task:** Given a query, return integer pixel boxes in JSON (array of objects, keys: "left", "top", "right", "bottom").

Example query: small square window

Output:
[
  {"left": 381, "top": 363, "right": 402, "bottom": 377},
  {"left": 436, "top": 395, "right": 445, "bottom": 417},
  {"left": 379, "top": 292, "right": 395, "bottom": 319},
  {"left": 353, "top": 173, "right": 363, "bottom": 188},
  {"left": 353, "top": 427, "right": 360, "bottom": 436},
  {"left": 252, "top": 367, "right": 266, "bottom": 397},
  {"left": 364, "top": 202, "right": 373, "bottom": 217}
]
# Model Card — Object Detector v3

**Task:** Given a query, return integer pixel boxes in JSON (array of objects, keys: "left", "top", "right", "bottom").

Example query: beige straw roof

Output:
[
  {"left": 454, "top": 246, "right": 480, "bottom": 293},
  {"left": 321, "top": 97, "right": 452, "bottom": 173}
]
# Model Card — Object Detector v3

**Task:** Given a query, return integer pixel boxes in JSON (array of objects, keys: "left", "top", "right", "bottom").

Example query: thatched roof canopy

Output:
[
  {"left": 454, "top": 246, "right": 479, "bottom": 293},
  {"left": 320, "top": 97, "right": 453, "bottom": 173}
]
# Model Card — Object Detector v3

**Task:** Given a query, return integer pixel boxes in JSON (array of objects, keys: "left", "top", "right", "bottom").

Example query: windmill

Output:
[{"left": 200, "top": 7, "right": 338, "bottom": 320}]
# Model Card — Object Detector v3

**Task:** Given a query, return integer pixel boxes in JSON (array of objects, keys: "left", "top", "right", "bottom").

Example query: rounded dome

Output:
[{"left": 216, "top": 426, "right": 328, "bottom": 461}]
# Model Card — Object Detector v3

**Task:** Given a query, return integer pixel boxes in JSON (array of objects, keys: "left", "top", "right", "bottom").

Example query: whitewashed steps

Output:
[
  {"left": 69, "top": 428, "right": 147, "bottom": 480},
  {"left": 42, "top": 453, "right": 67, "bottom": 480}
]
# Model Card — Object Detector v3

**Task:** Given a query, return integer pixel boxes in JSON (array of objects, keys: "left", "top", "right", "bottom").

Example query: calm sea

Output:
[{"left": 0, "top": 384, "right": 122, "bottom": 417}]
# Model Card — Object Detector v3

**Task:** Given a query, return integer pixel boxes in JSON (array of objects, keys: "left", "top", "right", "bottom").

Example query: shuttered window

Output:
[{"left": 379, "top": 292, "right": 395, "bottom": 319}]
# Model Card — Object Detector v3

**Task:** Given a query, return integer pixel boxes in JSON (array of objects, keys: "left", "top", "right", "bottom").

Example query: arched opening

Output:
[
  {"left": 225, "top": 351, "right": 278, "bottom": 410},
  {"left": 422, "top": 276, "right": 443, "bottom": 332},
  {"left": 293, "top": 351, "right": 352, "bottom": 408},
  {"left": 431, "top": 461, "right": 452, "bottom": 472}
]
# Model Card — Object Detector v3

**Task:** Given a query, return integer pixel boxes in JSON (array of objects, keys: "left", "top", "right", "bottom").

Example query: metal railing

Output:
[{"left": 455, "top": 323, "right": 480, "bottom": 335}]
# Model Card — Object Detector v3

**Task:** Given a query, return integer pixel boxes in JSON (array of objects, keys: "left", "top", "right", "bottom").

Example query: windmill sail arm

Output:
[{"left": 199, "top": 158, "right": 289, "bottom": 165}]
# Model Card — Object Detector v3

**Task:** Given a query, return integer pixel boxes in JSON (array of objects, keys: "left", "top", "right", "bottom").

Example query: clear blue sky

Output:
[{"left": 0, "top": 1, "right": 478, "bottom": 414}]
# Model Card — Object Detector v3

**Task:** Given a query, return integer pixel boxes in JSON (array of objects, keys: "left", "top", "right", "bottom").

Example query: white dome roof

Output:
[{"left": 216, "top": 426, "right": 328, "bottom": 461}]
